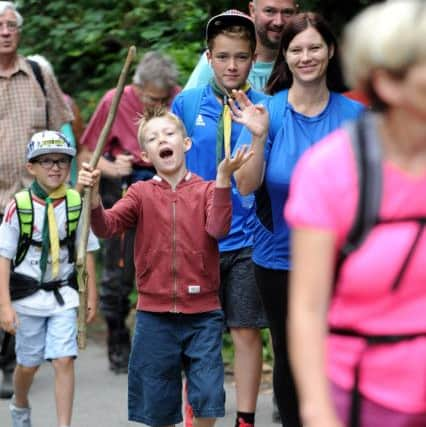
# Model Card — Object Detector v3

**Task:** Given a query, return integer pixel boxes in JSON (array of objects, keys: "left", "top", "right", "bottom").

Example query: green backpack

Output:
[{"left": 13, "top": 188, "right": 82, "bottom": 267}]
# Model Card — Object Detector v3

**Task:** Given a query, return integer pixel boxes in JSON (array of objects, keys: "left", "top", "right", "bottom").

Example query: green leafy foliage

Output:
[
  {"left": 16, "top": 0, "right": 378, "bottom": 121},
  {"left": 18, "top": 0, "right": 212, "bottom": 119}
]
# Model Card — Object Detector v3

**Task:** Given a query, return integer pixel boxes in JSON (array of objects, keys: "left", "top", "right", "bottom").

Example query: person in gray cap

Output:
[
  {"left": 0, "top": 130, "right": 99, "bottom": 427},
  {"left": 0, "top": 1, "right": 73, "bottom": 399}
]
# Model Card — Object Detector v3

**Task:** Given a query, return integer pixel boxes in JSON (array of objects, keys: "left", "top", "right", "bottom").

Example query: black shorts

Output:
[{"left": 220, "top": 247, "right": 268, "bottom": 329}]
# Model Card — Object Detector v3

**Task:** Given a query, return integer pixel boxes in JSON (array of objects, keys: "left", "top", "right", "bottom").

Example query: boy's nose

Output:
[{"left": 228, "top": 58, "right": 237, "bottom": 69}]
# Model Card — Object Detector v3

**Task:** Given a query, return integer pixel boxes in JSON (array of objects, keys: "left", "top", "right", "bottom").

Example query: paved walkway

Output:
[{"left": 0, "top": 338, "right": 277, "bottom": 426}]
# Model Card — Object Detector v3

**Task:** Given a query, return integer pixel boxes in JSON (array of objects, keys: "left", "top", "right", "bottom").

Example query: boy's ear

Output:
[
  {"left": 206, "top": 50, "right": 212, "bottom": 64},
  {"left": 183, "top": 137, "right": 192, "bottom": 153},
  {"left": 26, "top": 162, "right": 36, "bottom": 177},
  {"left": 140, "top": 151, "right": 151, "bottom": 164}
]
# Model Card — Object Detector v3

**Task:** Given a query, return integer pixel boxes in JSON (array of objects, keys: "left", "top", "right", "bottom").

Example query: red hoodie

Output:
[{"left": 91, "top": 172, "right": 231, "bottom": 314}]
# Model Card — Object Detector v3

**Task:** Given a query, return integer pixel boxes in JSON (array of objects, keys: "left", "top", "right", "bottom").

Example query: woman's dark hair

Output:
[{"left": 265, "top": 12, "right": 347, "bottom": 95}]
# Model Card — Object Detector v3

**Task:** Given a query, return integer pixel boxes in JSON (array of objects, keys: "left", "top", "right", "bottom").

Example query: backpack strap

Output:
[
  {"left": 26, "top": 59, "right": 49, "bottom": 125},
  {"left": 180, "top": 87, "right": 205, "bottom": 137},
  {"left": 64, "top": 188, "right": 82, "bottom": 263},
  {"left": 335, "top": 113, "right": 383, "bottom": 278},
  {"left": 14, "top": 188, "right": 82, "bottom": 268},
  {"left": 14, "top": 189, "right": 34, "bottom": 267}
]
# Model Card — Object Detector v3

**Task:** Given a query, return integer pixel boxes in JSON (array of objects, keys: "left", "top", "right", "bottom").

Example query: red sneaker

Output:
[{"left": 237, "top": 417, "right": 254, "bottom": 427}]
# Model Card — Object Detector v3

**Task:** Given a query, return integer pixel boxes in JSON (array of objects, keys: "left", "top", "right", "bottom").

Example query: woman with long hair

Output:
[{"left": 230, "top": 12, "right": 364, "bottom": 426}]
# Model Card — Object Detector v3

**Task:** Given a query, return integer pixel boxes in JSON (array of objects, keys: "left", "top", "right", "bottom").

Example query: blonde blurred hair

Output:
[{"left": 342, "top": 0, "right": 426, "bottom": 92}]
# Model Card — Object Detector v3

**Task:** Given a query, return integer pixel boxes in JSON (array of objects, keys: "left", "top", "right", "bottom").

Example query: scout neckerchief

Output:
[
  {"left": 31, "top": 181, "right": 67, "bottom": 282},
  {"left": 210, "top": 78, "right": 251, "bottom": 166}
]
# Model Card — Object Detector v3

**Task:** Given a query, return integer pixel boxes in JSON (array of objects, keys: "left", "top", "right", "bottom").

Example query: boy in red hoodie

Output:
[{"left": 78, "top": 109, "right": 253, "bottom": 427}]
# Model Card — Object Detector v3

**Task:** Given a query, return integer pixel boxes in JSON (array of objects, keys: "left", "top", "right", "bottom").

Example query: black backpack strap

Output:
[
  {"left": 26, "top": 59, "right": 49, "bottom": 125},
  {"left": 335, "top": 113, "right": 383, "bottom": 280}
]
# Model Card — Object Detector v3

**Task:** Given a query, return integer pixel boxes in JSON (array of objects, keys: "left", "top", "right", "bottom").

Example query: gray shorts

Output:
[{"left": 220, "top": 247, "right": 268, "bottom": 329}]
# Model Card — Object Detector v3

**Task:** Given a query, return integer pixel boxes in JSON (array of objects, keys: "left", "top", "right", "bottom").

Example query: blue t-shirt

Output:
[
  {"left": 236, "top": 89, "right": 365, "bottom": 270},
  {"left": 184, "top": 52, "right": 274, "bottom": 93},
  {"left": 172, "top": 84, "right": 268, "bottom": 252}
]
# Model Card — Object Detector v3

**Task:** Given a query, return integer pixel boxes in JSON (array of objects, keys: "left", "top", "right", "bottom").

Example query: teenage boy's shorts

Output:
[
  {"left": 220, "top": 247, "right": 268, "bottom": 328},
  {"left": 15, "top": 308, "right": 78, "bottom": 366},
  {"left": 128, "top": 310, "right": 225, "bottom": 426}
]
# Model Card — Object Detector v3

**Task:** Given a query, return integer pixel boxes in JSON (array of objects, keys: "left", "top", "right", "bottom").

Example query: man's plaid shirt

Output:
[{"left": 0, "top": 55, "right": 73, "bottom": 213}]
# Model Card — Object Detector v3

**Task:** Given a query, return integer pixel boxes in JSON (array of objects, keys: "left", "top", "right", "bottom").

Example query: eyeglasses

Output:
[
  {"left": 35, "top": 157, "right": 71, "bottom": 170},
  {"left": 0, "top": 21, "right": 19, "bottom": 33}
]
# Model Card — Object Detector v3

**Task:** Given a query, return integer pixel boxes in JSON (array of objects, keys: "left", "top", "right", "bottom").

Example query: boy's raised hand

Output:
[
  {"left": 229, "top": 90, "right": 269, "bottom": 138},
  {"left": 216, "top": 145, "right": 254, "bottom": 188},
  {"left": 78, "top": 162, "right": 102, "bottom": 208}
]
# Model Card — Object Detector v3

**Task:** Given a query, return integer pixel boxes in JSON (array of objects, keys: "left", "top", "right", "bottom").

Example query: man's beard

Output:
[{"left": 256, "top": 25, "right": 282, "bottom": 50}]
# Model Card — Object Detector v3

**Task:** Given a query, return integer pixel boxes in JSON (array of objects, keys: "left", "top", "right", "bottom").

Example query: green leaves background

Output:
[{"left": 16, "top": 0, "right": 378, "bottom": 121}]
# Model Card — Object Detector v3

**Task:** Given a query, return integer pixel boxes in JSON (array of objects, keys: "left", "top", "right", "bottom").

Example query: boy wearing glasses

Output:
[
  {"left": 0, "top": 130, "right": 99, "bottom": 427},
  {"left": 0, "top": 2, "right": 74, "bottom": 400}
]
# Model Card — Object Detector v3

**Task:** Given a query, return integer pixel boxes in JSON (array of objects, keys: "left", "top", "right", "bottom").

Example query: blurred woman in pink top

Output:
[{"left": 285, "top": 1, "right": 426, "bottom": 426}]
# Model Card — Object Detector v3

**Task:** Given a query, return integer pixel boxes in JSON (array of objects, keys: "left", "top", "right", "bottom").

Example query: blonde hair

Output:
[
  {"left": 342, "top": 0, "right": 426, "bottom": 91},
  {"left": 137, "top": 107, "right": 187, "bottom": 149}
]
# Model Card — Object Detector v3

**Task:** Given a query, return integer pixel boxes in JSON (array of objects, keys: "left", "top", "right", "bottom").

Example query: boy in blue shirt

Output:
[{"left": 172, "top": 10, "right": 268, "bottom": 427}]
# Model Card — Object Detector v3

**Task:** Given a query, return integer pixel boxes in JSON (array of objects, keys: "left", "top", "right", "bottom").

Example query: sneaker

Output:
[
  {"left": 9, "top": 396, "right": 32, "bottom": 427},
  {"left": 237, "top": 418, "right": 254, "bottom": 427}
]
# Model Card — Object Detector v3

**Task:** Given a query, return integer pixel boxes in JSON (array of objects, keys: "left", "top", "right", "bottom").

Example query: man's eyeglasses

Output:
[
  {"left": 0, "top": 21, "right": 20, "bottom": 33},
  {"left": 35, "top": 157, "right": 71, "bottom": 170}
]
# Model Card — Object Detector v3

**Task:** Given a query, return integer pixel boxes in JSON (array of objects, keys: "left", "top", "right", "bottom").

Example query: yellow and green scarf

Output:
[
  {"left": 30, "top": 181, "right": 67, "bottom": 282},
  {"left": 210, "top": 79, "right": 250, "bottom": 166}
]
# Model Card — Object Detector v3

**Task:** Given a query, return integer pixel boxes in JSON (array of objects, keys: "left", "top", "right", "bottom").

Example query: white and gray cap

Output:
[{"left": 26, "top": 130, "right": 76, "bottom": 161}]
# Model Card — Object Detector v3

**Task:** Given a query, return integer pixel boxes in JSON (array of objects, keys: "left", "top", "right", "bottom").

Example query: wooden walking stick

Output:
[{"left": 76, "top": 46, "right": 137, "bottom": 349}]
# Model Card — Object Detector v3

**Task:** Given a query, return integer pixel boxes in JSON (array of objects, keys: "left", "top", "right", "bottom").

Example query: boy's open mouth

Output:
[{"left": 159, "top": 148, "right": 173, "bottom": 158}]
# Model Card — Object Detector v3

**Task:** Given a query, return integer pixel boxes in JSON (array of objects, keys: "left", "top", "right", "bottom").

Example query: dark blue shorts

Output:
[{"left": 128, "top": 310, "right": 225, "bottom": 426}]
